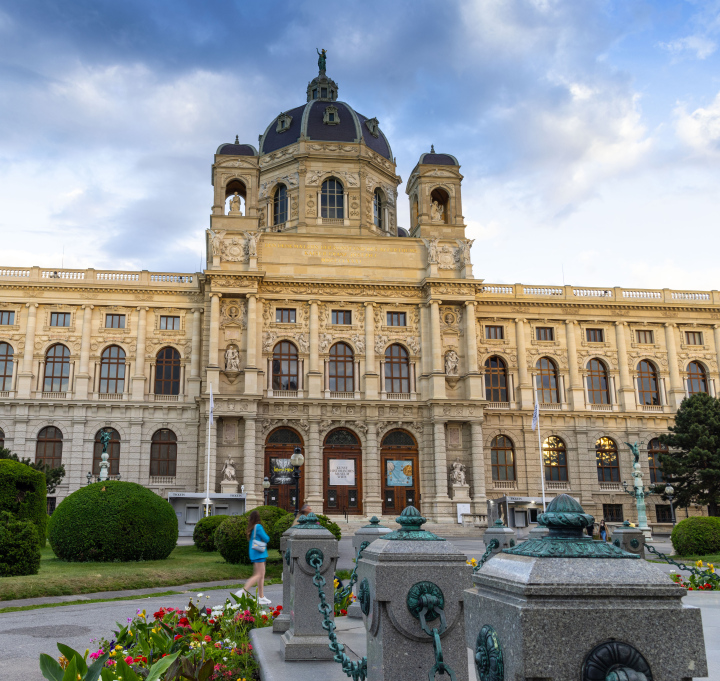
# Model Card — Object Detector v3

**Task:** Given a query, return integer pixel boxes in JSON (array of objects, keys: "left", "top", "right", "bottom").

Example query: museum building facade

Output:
[{"left": 0, "top": 65, "right": 717, "bottom": 526}]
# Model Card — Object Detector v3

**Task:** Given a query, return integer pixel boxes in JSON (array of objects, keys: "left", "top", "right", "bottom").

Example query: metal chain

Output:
[
  {"left": 418, "top": 596, "right": 456, "bottom": 681},
  {"left": 473, "top": 539, "right": 499, "bottom": 573},
  {"left": 308, "top": 552, "right": 368, "bottom": 681},
  {"left": 644, "top": 544, "right": 720, "bottom": 586},
  {"left": 335, "top": 541, "right": 370, "bottom": 605}
]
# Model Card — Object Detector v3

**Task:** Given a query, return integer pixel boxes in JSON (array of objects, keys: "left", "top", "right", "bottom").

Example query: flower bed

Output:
[
  {"left": 39, "top": 591, "right": 281, "bottom": 681},
  {"left": 669, "top": 560, "right": 718, "bottom": 591}
]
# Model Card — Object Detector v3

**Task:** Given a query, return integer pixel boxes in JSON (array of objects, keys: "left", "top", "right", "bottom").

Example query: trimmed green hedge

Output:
[
  {"left": 48, "top": 481, "right": 178, "bottom": 562},
  {"left": 193, "top": 514, "right": 229, "bottom": 552},
  {"left": 271, "top": 512, "right": 342, "bottom": 547},
  {"left": 215, "top": 505, "right": 290, "bottom": 565},
  {"left": 671, "top": 516, "right": 720, "bottom": 556},
  {"left": 0, "top": 511, "right": 41, "bottom": 576},
  {"left": 0, "top": 459, "right": 47, "bottom": 547}
]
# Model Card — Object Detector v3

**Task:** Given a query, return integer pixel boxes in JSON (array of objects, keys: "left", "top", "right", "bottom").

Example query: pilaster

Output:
[
  {"left": 515, "top": 318, "right": 532, "bottom": 409},
  {"left": 664, "top": 323, "right": 684, "bottom": 409},
  {"left": 564, "top": 320, "right": 584, "bottom": 410},
  {"left": 307, "top": 300, "right": 322, "bottom": 398},
  {"left": 244, "top": 294, "right": 259, "bottom": 395},
  {"left": 75, "top": 304, "right": 94, "bottom": 399},
  {"left": 132, "top": 307, "right": 148, "bottom": 400},
  {"left": 464, "top": 301, "right": 482, "bottom": 399},
  {"left": 17, "top": 303, "right": 38, "bottom": 398},
  {"left": 188, "top": 308, "right": 203, "bottom": 398},
  {"left": 615, "top": 322, "right": 634, "bottom": 410},
  {"left": 470, "top": 421, "right": 486, "bottom": 513},
  {"left": 363, "top": 302, "right": 379, "bottom": 398}
]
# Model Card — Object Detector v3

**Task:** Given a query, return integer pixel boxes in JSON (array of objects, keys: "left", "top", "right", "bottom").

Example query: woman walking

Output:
[
  {"left": 599, "top": 519, "right": 607, "bottom": 542},
  {"left": 236, "top": 511, "right": 271, "bottom": 604}
]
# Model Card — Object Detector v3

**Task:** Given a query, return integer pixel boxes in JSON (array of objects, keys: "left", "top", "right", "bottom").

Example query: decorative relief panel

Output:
[
  {"left": 261, "top": 418, "right": 309, "bottom": 436},
  {"left": 220, "top": 300, "right": 247, "bottom": 329}
]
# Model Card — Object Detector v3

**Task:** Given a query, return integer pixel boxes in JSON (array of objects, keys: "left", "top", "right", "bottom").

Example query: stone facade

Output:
[{"left": 0, "top": 67, "right": 716, "bottom": 524}]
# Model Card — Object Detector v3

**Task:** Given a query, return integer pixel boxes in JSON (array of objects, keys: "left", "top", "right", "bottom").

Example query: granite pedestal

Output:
[
  {"left": 273, "top": 529, "right": 293, "bottom": 633},
  {"left": 611, "top": 519, "right": 646, "bottom": 557},
  {"left": 481, "top": 518, "right": 517, "bottom": 555},
  {"left": 347, "top": 517, "right": 391, "bottom": 619}
]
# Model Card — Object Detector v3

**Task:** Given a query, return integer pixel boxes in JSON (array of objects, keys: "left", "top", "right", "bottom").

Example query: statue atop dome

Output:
[{"left": 316, "top": 48, "right": 327, "bottom": 73}]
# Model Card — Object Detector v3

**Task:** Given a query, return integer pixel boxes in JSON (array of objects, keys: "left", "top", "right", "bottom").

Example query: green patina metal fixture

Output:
[
  {"left": 362, "top": 516, "right": 386, "bottom": 528},
  {"left": 475, "top": 625, "right": 504, "bottom": 681},
  {"left": 295, "top": 512, "right": 323, "bottom": 530},
  {"left": 503, "top": 494, "right": 638, "bottom": 559},
  {"left": 383, "top": 505, "right": 445, "bottom": 541}
]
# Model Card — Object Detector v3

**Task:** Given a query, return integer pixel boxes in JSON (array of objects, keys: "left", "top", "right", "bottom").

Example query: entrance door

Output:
[
  {"left": 323, "top": 428, "right": 363, "bottom": 515},
  {"left": 380, "top": 429, "right": 419, "bottom": 514},
  {"left": 265, "top": 427, "right": 304, "bottom": 513}
]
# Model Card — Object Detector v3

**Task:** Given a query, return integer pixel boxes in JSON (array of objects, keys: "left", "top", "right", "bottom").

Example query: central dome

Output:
[{"left": 259, "top": 69, "right": 393, "bottom": 161}]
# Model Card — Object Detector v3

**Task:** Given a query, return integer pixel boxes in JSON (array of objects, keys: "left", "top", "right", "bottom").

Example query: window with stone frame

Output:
[
  {"left": 99, "top": 345, "right": 126, "bottom": 394},
  {"left": 321, "top": 178, "right": 344, "bottom": 219},
  {"left": 535, "top": 327, "right": 554, "bottom": 341},
  {"left": 543, "top": 436, "right": 568, "bottom": 481},
  {"left": 0, "top": 342, "right": 13, "bottom": 391},
  {"left": 602, "top": 503, "right": 624, "bottom": 522},
  {"left": 329, "top": 342, "right": 354, "bottom": 392},
  {"left": 655, "top": 505, "right": 672, "bottom": 522},
  {"left": 637, "top": 360, "right": 660, "bottom": 405},
  {"left": 373, "top": 189, "right": 383, "bottom": 229},
  {"left": 586, "top": 358, "right": 610, "bottom": 405},
  {"left": 332, "top": 310, "right": 352, "bottom": 325},
  {"left": 485, "top": 325, "right": 504, "bottom": 340},
  {"left": 384, "top": 344, "right": 409, "bottom": 394},
  {"left": 50, "top": 312, "right": 70, "bottom": 327},
  {"left": 484, "top": 356, "right": 508, "bottom": 402},
  {"left": 150, "top": 429, "right": 177, "bottom": 477},
  {"left": 586, "top": 328, "right": 604, "bottom": 343},
  {"left": 105, "top": 313, "right": 125, "bottom": 329},
  {"left": 647, "top": 438, "right": 666, "bottom": 484},
  {"left": 490, "top": 435, "right": 515, "bottom": 481},
  {"left": 687, "top": 361, "right": 708, "bottom": 395},
  {"left": 596, "top": 437, "right": 620, "bottom": 482},
  {"left": 154, "top": 347, "right": 181, "bottom": 395},
  {"left": 159, "top": 315, "right": 180, "bottom": 331},
  {"left": 685, "top": 331, "right": 703, "bottom": 345},
  {"left": 274, "top": 184, "right": 288, "bottom": 226},
  {"left": 0, "top": 311, "right": 14, "bottom": 325},
  {"left": 43, "top": 344, "right": 70, "bottom": 392},
  {"left": 387, "top": 311, "right": 406, "bottom": 327},
  {"left": 36, "top": 426, "right": 63, "bottom": 469},
  {"left": 635, "top": 330, "right": 654, "bottom": 344},
  {"left": 276, "top": 308, "right": 296, "bottom": 324},
  {"left": 535, "top": 357, "right": 559, "bottom": 403},
  {"left": 272, "top": 341, "right": 298, "bottom": 391}
]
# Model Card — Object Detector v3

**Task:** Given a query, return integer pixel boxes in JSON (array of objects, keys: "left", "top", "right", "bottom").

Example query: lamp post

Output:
[
  {"left": 665, "top": 484, "right": 677, "bottom": 526},
  {"left": 263, "top": 476, "right": 270, "bottom": 506},
  {"left": 290, "top": 445, "right": 304, "bottom": 516}
]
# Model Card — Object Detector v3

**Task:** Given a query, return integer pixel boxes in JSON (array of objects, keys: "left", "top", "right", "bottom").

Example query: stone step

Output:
[{"left": 326, "top": 516, "right": 486, "bottom": 538}]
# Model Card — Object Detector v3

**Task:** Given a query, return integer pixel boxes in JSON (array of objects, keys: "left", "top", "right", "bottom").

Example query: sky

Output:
[{"left": 1, "top": 0, "right": 720, "bottom": 290}]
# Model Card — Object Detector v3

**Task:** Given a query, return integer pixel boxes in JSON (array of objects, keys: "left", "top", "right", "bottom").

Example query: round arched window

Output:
[
  {"left": 150, "top": 429, "right": 177, "bottom": 477},
  {"left": 543, "top": 436, "right": 568, "bottom": 481},
  {"left": 490, "top": 435, "right": 515, "bottom": 481}
]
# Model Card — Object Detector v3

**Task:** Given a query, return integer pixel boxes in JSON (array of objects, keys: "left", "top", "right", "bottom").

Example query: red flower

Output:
[
  {"left": 162, "top": 654, "right": 168, "bottom": 658},
  {"left": 340, "top": 609, "right": 347, "bottom": 616},
  {"left": 204, "top": 635, "right": 212, "bottom": 643},
  {"left": 178, "top": 617, "right": 190, "bottom": 627},
  {"left": 153, "top": 609, "right": 166, "bottom": 620},
  {"left": 174, "top": 634, "right": 183, "bottom": 640},
  {"left": 208, "top": 619, "right": 215, "bottom": 625},
  {"left": 276, "top": 605, "right": 283, "bottom": 611},
  {"left": 261, "top": 614, "right": 268, "bottom": 620}
]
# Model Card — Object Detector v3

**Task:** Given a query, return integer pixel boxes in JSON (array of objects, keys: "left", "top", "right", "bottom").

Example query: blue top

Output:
[{"left": 248, "top": 523, "right": 270, "bottom": 563}]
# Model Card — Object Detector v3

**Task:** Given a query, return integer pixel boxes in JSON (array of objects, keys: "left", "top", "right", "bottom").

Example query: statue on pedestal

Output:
[
  {"left": 229, "top": 192, "right": 242, "bottom": 214},
  {"left": 224, "top": 345, "right": 240, "bottom": 371},
  {"left": 450, "top": 457, "right": 466, "bottom": 486},
  {"left": 221, "top": 457, "right": 237, "bottom": 482},
  {"left": 316, "top": 48, "right": 327, "bottom": 72}
]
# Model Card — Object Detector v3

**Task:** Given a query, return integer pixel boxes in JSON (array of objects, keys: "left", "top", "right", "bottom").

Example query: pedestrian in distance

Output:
[
  {"left": 236, "top": 510, "right": 271, "bottom": 605},
  {"left": 599, "top": 519, "right": 607, "bottom": 542}
]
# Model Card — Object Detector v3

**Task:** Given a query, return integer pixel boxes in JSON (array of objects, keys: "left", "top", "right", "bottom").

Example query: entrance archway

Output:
[
  {"left": 323, "top": 428, "right": 362, "bottom": 515},
  {"left": 380, "top": 429, "right": 419, "bottom": 514},
  {"left": 264, "top": 427, "right": 304, "bottom": 512}
]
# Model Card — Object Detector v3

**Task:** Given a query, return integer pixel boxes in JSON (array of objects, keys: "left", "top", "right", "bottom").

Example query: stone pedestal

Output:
[
  {"left": 450, "top": 483, "right": 471, "bottom": 502},
  {"left": 482, "top": 519, "right": 517, "bottom": 555},
  {"left": 464, "top": 494, "right": 707, "bottom": 681},
  {"left": 528, "top": 523, "right": 549, "bottom": 539},
  {"left": 273, "top": 529, "right": 293, "bottom": 633},
  {"left": 611, "top": 520, "right": 646, "bottom": 557},
  {"left": 220, "top": 480, "right": 238, "bottom": 495},
  {"left": 347, "top": 516, "right": 391, "bottom": 619},
  {"left": 282, "top": 514, "right": 339, "bottom": 661},
  {"left": 357, "top": 506, "right": 470, "bottom": 681}
]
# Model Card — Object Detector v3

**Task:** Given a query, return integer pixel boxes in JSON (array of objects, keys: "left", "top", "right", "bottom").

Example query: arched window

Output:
[
  {"left": 373, "top": 189, "right": 383, "bottom": 230},
  {"left": 44, "top": 344, "right": 70, "bottom": 393},
  {"left": 225, "top": 178, "right": 246, "bottom": 215},
  {"left": 93, "top": 428, "right": 121, "bottom": 476},
  {"left": 0, "top": 342, "right": 13, "bottom": 391},
  {"left": 484, "top": 356, "right": 508, "bottom": 402},
  {"left": 381, "top": 429, "right": 416, "bottom": 447},
  {"left": 586, "top": 359, "right": 610, "bottom": 405},
  {"left": 637, "top": 360, "right": 660, "bottom": 405},
  {"left": 272, "top": 341, "right": 298, "bottom": 391},
  {"left": 687, "top": 361, "right": 708, "bottom": 395},
  {"left": 648, "top": 438, "right": 667, "bottom": 484},
  {"left": 329, "top": 342, "right": 354, "bottom": 393},
  {"left": 535, "top": 357, "right": 559, "bottom": 404},
  {"left": 430, "top": 187, "right": 449, "bottom": 223},
  {"left": 274, "top": 183, "right": 288, "bottom": 226},
  {"left": 267, "top": 427, "right": 302, "bottom": 444},
  {"left": 100, "top": 345, "right": 126, "bottom": 394},
  {"left": 543, "top": 436, "right": 568, "bottom": 481},
  {"left": 150, "top": 429, "right": 177, "bottom": 476},
  {"left": 155, "top": 347, "right": 181, "bottom": 395},
  {"left": 384, "top": 344, "right": 409, "bottom": 394},
  {"left": 321, "top": 178, "right": 344, "bottom": 219},
  {"left": 36, "top": 426, "right": 63, "bottom": 469},
  {"left": 490, "top": 435, "right": 515, "bottom": 481},
  {"left": 0, "top": 427, "right": 4, "bottom": 449},
  {"left": 596, "top": 437, "right": 619, "bottom": 482},
  {"left": 411, "top": 195, "right": 419, "bottom": 228}
]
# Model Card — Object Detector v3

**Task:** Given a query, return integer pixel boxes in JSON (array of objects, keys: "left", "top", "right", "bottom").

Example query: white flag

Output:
[
  {"left": 209, "top": 383, "right": 214, "bottom": 425},
  {"left": 531, "top": 401, "right": 539, "bottom": 431}
]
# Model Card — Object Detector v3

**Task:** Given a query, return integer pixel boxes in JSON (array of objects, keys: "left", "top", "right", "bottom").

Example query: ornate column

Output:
[
  {"left": 515, "top": 318, "right": 532, "bottom": 409},
  {"left": 208, "top": 293, "right": 221, "bottom": 367},
  {"left": 615, "top": 322, "right": 634, "bottom": 410},
  {"left": 470, "top": 422, "right": 486, "bottom": 512},
  {"left": 17, "top": 303, "right": 38, "bottom": 398},
  {"left": 307, "top": 300, "right": 322, "bottom": 398},
  {"left": 244, "top": 294, "right": 259, "bottom": 394},
  {"left": 75, "top": 304, "right": 94, "bottom": 399},
  {"left": 432, "top": 420, "right": 452, "bottom": 521},
  {"left": 464, "top": 301, "right": 482, "bottom": 399},
  {"left": 364, "top": 421, "right": 382, "bottom": 516},
  {"left": 429, "top": 300, "right": 446, "bottom": 398},
  {"left": 132, "top": 307, "right": 148, "bottom": 400},
  {"left": 664, "top": 323, "right": 684, "bottom": 409},
  {"left": 307, "top": 420, "right": 323, "bottom": 509},
  {"left": 564, "top": 320, "right": 584, "bottom": 410},
  {"left": 188, "top": 308, "right": 202, "bottom": 397},
  {"left": 242, "top": 417, "right": 259, "bottom": 506},
  {"left": 363, "top": 302, "right": 378, "bottom": 398}
]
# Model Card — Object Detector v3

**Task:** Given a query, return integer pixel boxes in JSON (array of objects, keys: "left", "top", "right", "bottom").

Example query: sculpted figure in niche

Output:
[
  {"left": 457, "top": 238, "right": 474, "bottom": 265},
  {"left": 229, "top": 192, "right": 242, "bottom": 215},
  {"left": 246, "top": 231, "right": 260, "bottom": 257},
  {"left": 423, "top": 237, "right": 439, "bottom": 264},
  {"left": 209, "top": 230, "right": 225, "bottom": 257},
  {"left": 450, "top": 457, "right": 466, "bottom": 486},
  {"left": 430, "top": 200, "right": 444, "bottom": 223},
  {"left": 224, "top": 345, "right": 240, "bottom": 371},
  {"left": 221, "top": 457, "right": 237, "bottom": 482},
  {"left": 445, "top": 349, "right": 459, "bottom": 376}
]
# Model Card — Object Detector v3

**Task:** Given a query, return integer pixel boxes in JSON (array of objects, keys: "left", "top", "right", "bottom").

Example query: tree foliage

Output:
[
  {"left": 0, "top": 446, "right": 65, "bottom": 494},
  {"left": 660, "top": 393, "right": 720, "bottom": 516}
]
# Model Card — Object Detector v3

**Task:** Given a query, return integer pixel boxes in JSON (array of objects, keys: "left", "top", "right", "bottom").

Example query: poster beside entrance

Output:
[
  {"left": 328, "top": 459, "right": 356, "bottom": 486},
  {"left": 386, "top": 460, "right": 413, "bottom": 486},
  {"left": 269, "top": 458, "right": 293, "bottom": 485}
]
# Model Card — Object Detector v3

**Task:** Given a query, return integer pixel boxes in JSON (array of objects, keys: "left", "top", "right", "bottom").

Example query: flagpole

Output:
[{"left": 533, "top": 381, "right": 547, "bottom": 512}]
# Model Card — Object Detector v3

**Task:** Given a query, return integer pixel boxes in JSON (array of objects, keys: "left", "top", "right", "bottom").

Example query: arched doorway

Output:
[
  {"left": 380, "top": 429, "right": 419, "bottom": 514},
  {"left": 323, "top": 428, "right": 362, "bottom": 515},
  {"left": 264, "top": 427, "right": 304, "bottom": 512}
]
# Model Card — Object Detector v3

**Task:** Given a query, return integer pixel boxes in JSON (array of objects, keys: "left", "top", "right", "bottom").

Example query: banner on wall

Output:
[
  {"left": 386, "top": 460, "right": 413, "bottom": 487},
  {"left": 269, "top": 458, "right": 294, "bottom": 485},
  {"left": 329, "top": 459, "right": 356, "bottom": 486}
]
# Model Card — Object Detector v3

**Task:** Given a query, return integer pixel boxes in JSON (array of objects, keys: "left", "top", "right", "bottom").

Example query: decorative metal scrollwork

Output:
[
  {"left": 614, "top": 538, "right": 621, "bottom": 547},
  {"left": 358, "top": 578, "right": 370, "bottom": 616},
  {"left": 305, "top": 548, "right": 324, "bottom": 568},
  {"left": 284, "top": 547, "right": 291, "bottom": 565},
  {"left": 630, "top": 538, "right": 640, "bottom": 549},
  {"left": 406, "top": 581, "right": 444, "bottom": 622},
  {"left": 582, "top": 641, "right": 652, "bottom": 681},
  {"left": 475, "top": 625, "right": 504, "bottom": 681}
]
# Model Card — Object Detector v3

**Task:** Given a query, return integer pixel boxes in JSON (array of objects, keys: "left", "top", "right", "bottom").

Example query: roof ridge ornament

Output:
[
  {"left": 430, "top": 144, "right": 435, "bottom": 153},
  {"left": 317, "top": 48, "right": 327, "bottom": 74}
]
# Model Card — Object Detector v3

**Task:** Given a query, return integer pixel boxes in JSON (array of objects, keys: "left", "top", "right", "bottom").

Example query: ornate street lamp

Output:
[
  {"left": 665, "top": 484, "right": 677, "bottom": 526},
  {"left": 290, "top": 446, "right": 304, "bottom": 516},
  {"left": 263, "top": 476, "right": 271, "bottom": 506}
]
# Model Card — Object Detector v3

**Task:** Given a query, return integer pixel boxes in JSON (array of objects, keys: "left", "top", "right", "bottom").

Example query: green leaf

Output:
[
  {"left": 114, "top": 657, "right": 141, "bottom": 681},
  {"left": 198, "top": 659, "right": 215, "bottom": 681},
  {"left": 57, "top": 644, "right": 88, "bottom": 675},
  {"left": 145, "top": 651, "right": 181, "bottom": 681},
  {"left": 85, "top": 652, "right": 110, "bottom": 681},
  {"left": 99, "top": 668, "right": 114, "bottom": 681},
  {"left": 61, "top": 657, "right": 78, "bottom": 681},
  {"left": 38, "top": 654, "right": 64, "bottom": 681}
]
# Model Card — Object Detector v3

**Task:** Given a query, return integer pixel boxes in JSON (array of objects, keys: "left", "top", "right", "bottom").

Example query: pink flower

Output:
[{"left": 124, "top": 656, "right": 133, "bottom": 664}]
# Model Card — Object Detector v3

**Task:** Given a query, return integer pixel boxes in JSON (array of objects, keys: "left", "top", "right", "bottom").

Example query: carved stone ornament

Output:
[
  {"left": 365, "top": 117, "right": 380, "bottom": 138},
  {"left": 445, "top": 349, "right": 459, "bottom": 376},
  {"left": 220, "top": 300, "right": 247, "bottom": 328},
  {"left": 276, "top": 112, "right": 293, "bottom": 134},
  {"left": 375, "top": 335, "right": 389, "bottom": 354},
  {"left": 224, "top": 344, "right": 241, "bottom": 371}
]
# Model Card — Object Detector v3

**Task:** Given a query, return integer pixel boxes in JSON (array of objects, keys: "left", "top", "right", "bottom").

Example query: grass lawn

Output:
[
  {"left": 667, "top": 553, "right": 720, "bottom": 564},
  {"left": 0, "top": 545, "right": 283, "bottom": 602}
]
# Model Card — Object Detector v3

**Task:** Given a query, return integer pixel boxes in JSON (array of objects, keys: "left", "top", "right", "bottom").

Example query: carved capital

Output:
[
  {"left": 25, "top": 302, "right": 38, "bottom": 309},
  {"left": 210, "top": 293, "right": 223, "bottom": 299},
  {"left": 614, "top": 321, "right": 626, "bottom": 327}
]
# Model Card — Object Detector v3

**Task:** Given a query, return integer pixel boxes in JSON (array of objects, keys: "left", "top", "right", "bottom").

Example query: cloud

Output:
[
  {"left": 660, "top": 35, "right": 717, "bottom": 60},
  {"left": 674, "top": 92, "right": 720, "bottom": 155}
]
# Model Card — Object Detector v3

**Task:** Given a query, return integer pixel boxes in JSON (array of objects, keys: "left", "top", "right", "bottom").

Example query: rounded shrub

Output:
[
  {"left": 271, "top": 511, "right": 342, "bottom": 548},
  {"left": 193, "top": 514, "right": 229, "bottom": 552},
  {"left": 215, "top": 505, "right": 290, "bottom": 565},
  {"left": 671, "top": 516, "right": 720, "bottom": 557},
  {"left": 0, "top": 459, "right": 47, "bottom": 547},
  {"left": 48, "top": 481, "right": 178, "bottom": 562},
  {"left": 0, "top": 511, "right": 41, "bottom": 576},
  {"left": 316, "top": 513, "right": 342, "bottom": 542}
]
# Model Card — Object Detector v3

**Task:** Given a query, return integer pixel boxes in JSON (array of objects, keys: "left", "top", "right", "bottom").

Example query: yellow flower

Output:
[
  {"left": 109, "top": 652, "right": 115, "bottom": 657},
  {"left": 128, "top": 630, "right": 134, "bottom": 636},
  {"left": 709, "top": 564, "right": 715, "bottom": 573},
  {"left": 115, "top": 645, "right": 122, "bottom": 651},
  {"left": 696, "top": 560, "right": 703, "bottom": 568},
  {"left": 470, "top": 558, "right": 478, "bottom": 566},
  {"left": 58, "top": 655, "right": 69, "bottom": 670}
]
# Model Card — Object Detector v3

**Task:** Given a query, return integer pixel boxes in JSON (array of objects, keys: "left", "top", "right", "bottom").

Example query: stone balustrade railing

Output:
[{"left": 0, "top": 266, "right": 195, "bottom": 286}]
